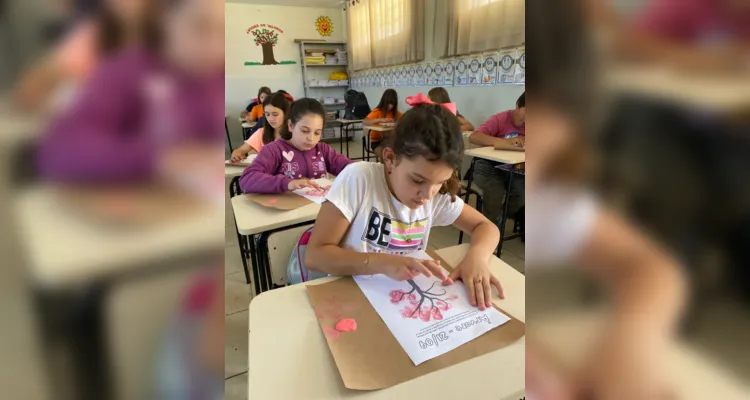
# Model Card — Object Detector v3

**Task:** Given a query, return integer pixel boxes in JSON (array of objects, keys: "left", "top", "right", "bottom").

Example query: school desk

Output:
[
  {"left": 14, "top": 185, "right": 223, "bottom": 400},
  {"left": 462, "top": 147, "right": 526, "bottom": 256},
  {"left": 230, "top": 186, "right": 322, "bottom": 294},
  {"left": 531, "top": 310, "right": 749, "bottom": 400},
  {"left": 247, "top": 243, "right": 526, "bottom": 400},
  {"left": 361, "top": 124, "right": 394, "bottom": 162},
  {"left": 335, "top": 119, "right": 363, "bottom": 158}
]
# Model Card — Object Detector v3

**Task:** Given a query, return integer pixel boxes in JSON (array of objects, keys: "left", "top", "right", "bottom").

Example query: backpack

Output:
[
  {"left": 287, "top": 227, "right": 329, "bottom": 285},
  {"left": 344, "top": 90, "right": 371, "bottom": 120}
]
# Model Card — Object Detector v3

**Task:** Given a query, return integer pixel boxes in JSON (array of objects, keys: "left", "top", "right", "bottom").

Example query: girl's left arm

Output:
[
  {"left": 449, "top": 204, "right": 503, "bottom": 308},
  {"left": 322, "top": 144, "right": 354, "bottom": 176}
]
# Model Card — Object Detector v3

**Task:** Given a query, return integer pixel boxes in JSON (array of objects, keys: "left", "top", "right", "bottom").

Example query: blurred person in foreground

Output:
[
  {"left": 14, "top": 0, "right": 159, "bottom": 113},
  {"left": 588, "top": 0, "right": 750, "bottom": 72},
  {"left": 525, "top": 0, "right": 687, "bottom": 399},
  {"left": 34, "top": 0, "right": 225, "bottom": 398}
]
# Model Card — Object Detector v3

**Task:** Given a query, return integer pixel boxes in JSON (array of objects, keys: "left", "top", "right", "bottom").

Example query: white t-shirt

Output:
[
  {"left": 525, "top": 185, "right": 599, "bottom": 266},
  {"left": 325, "top": 162, "right": 464, "bottom": 254}
]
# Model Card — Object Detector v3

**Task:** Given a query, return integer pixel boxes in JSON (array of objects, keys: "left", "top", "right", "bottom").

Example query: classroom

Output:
[{"left": 224, "top": 0, "right": 526, "bottom": 398}]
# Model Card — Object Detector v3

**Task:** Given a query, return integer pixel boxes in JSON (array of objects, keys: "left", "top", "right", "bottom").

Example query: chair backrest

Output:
[{"left": 229, "top": 176, "right": 242, "bottom": 198}]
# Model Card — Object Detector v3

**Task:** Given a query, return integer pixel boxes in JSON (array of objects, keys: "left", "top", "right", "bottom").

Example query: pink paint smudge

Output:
[
  {"left": 335, "top": 318, "right": 357, "bottom": 332},
  {"left": 267, "top": 198, "right": 279, "bottom": 203},
  {"left": 322, "top": 326, "right": 340, "bottom": 339}
]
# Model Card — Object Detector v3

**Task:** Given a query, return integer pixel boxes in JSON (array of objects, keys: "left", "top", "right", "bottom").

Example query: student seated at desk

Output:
[
  {"left": 428, "top": 87, "right": 475, "bottom": 131},
  {"left": 240, "top": 86, "right": 271, "bottom": 122},
  {"left": 304, "top": 101, "right": 504, "bottom": 309},
  {"left": 230, "top": 91, "right": 293, "bottom": 162},
  {"left": 239, "top": 98, "right": 353, "bottom": 194},
  {"left": 467, "top": 92, "right": 526, "bottom": 224},
  {"left": 364, "top": 89, "right": 403, "bottom": 152}
]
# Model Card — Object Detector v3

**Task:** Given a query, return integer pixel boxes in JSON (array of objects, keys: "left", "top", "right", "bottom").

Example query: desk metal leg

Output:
[
  {"left": 247, "top": 234, "right": 262, "bottom": 295},
  {"left": 256, "top": 232, "right": 271, "bottom": 292},
  {"left": 496, "top": 167, "right": 515, "bottom": 257},
  {"left": 459, "top": 158, "right": 477, "bottom": 245},
  {"left": 236, "top": 229, "right": 251, "bottom": 284},
  {"left": 225, "top": 118, "right": 233, "bottom": 152},
  {"left": 339, "top": 124, "right": 345, "bottom": 155},
  {"left": 345, "top": 124, "right": 351, "bottom": 158}
]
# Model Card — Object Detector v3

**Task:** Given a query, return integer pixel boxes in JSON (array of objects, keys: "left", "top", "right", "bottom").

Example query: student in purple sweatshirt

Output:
[
  {"left": 240, "top": 98, "right": 354, "bottom": 194},
  {"left": 36, "top": 0, "right": 225, "bottom": 184}
]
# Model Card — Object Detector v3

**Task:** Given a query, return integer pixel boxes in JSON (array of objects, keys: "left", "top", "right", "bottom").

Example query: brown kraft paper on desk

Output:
[
  {"left": 305, "top": 249, "right": 525, "bottom": 390},
  {"left": 244, "top": 192, "right": 312, "bottom": 210}
]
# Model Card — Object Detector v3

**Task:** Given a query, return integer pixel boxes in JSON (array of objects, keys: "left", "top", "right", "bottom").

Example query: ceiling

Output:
[{"left": 226, "top": 0, "right": 345, "bottom": 8}]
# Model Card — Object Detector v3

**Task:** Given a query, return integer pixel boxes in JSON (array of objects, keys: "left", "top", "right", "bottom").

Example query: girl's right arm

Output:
[
  {"left": 230, "top": 144, "right": 252, "bottom": 162},
  {"left": 238, "top": 147, "right": 291, "bottom": 193},
  {"left": 304, "top": 202, "right": 446, "bottom": 280}
]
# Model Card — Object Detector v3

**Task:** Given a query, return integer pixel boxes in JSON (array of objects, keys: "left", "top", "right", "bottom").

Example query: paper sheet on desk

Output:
[
  {"left": 292, "top": 178, "right": 333, "bottom": 204},
  {"left": 224, "top": 154, "right": 257, "bottom": 166},
  {"left": 353, "top": 251, "right": 511, "bottom": 365}
]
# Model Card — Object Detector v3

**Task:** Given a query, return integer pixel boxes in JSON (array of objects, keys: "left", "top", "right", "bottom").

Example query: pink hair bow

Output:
[{"left": 405, "top": 93, "right": 457, "bottom": 115}]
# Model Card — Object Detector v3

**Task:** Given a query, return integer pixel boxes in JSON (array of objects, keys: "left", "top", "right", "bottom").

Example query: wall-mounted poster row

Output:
[{"left": 351, "top": 46, "right": 524, "bottom": 89}]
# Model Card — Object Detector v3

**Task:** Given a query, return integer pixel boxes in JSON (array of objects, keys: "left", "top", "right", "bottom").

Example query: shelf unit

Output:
[{"left": 298, "top": 41, "right": 350, "bottom": 140}]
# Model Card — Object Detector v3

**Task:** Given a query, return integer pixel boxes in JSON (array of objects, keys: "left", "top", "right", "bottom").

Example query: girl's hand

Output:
[
  {"left": 446, "top": 253, "right": 504, "bottom": 310},
  {"left": 287, "top": 178, "right": 321, "bottom": 191},
  {"left": 510, "top": 136, "right": 525, "bottom": 147},
  {"left": 371, "top": 254, "right": 447, "bottom": 281},
  {"left": 230, "top": 149, "right": 247, "bottom": 163}
]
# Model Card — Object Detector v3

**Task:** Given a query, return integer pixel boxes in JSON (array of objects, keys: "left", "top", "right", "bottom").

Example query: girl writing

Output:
[
  {"left": 229, "top": 91, "right": 293, "bottom": 162},
  {"left": 240, "top": 86, "right": 271, "bottom": 122},
  {"left": 305, "top": 98, "right": 504, "bottom": 309},
  {"left": 428, "top": 87, "right": 475, "bottom": 131},
  {"left": 239, "top": 98, "right": 353, "bottom": 194},
  {"left": 364, "top": 88, "right": 403, "bottom": 152}
]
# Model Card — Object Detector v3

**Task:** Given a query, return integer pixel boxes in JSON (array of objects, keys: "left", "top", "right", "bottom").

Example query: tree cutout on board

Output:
[
  {"left": 390, "top": 280, "right": 458, "bottom": 322},
  {"left": 251, "top": 28, "right": 279, "bottom": 65}
]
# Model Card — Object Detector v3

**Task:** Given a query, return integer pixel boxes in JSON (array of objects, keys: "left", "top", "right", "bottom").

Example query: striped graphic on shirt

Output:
[
  {"left": 388, "top": 220, "right": 427, "bottom": 250},
  {"left": 361, "top": 207, "right": 428, "bottom": 252}
]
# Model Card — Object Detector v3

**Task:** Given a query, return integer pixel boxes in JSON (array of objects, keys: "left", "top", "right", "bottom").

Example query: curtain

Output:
[
  {"left": 347, "top": 0, "right": 424, "bottom": 71},
  {"left": 433, "top": 0, "right": 525, "bottom": 58}
]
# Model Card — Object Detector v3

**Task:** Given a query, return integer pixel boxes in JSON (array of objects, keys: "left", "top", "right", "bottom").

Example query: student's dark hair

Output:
[
  {"left": 376, "top": 89, "right": 399, "bottom": 117},
  {"left": 527, "top": 0, "right": 594, "bottom": 182},
  {"left": 97, "top": 1, "right": 161, "bottom": 54},
  {"left": 388, "top": 104, "right": 464, "bottom": 201},
  {"left": 257, "top": 86, "right": 272, "bottom": 99},
  {"left": 516, "top": 92, "right": 525, "bottom": 108},
  {"left": 261, "top": 91, "right": 293, "bottom": 144},
  {"left": 279, "top": 98, "right": 326, "bottom": 140},
  {"left": 427, "top": 87, "right": 452, "bottom": 104}
]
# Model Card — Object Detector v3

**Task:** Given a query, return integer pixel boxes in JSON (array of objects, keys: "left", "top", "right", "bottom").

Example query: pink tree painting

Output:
[{"left": 390, "top": 280, "right": 458, "bottom": 322}]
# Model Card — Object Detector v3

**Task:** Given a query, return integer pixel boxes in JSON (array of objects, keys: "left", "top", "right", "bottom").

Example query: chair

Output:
[{"left": 457, "top": 182, "right": 484, "bottom": 244}]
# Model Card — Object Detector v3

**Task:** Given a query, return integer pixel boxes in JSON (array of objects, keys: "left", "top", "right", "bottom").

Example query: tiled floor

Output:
[{"left": 222, "top": 144, "right": 527, "bottom": 398}]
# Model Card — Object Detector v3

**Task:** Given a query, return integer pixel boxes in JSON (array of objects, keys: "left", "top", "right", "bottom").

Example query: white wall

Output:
[
  {"left": 225, "top": 3, "right": 347, "bottom": 112},
  {"left": 355, "top": 2, "right": 524, "bottom": 129}
]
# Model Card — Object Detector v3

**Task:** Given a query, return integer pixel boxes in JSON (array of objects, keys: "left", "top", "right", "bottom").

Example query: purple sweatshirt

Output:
[
  {"left": 37, "top": 48, "right": 224, "bottom": 183},
  {"left": 239, "top": 140, "right": 353, "bottom": 194}
]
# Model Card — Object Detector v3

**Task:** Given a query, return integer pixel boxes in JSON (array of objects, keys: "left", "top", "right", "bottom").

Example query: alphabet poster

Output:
[
  {"left": 482, "top": 52, "right": 498, "bottom": 85},
  {"left": 498, "top": 49, "right": 516, "bottom": 84},
  {"left": 424, "top": 62, "right": 436, "bottom": 86},
  {"left": 353, "top": 251, "right": 511, "bottom": 365},
  {"left": 443, "top": 59, "right": 455, "bottom": 86},
  {"left": 514, "top": 46, "right": 525, "bottom": 84},
  {"left": 415, "top": 64, "right": 426, "bottom": 86},
  {"left": 468, "top": 54, "right": 483, "bottom": 86},
  {"left": 400, "top": 66, "right": 408, "bottom": 87},
  {"left": 408, "top": 64, "right": 418, "bottom": 86},
  {"left": 455, "top": 57, "right": 470, "bottom": 86}
]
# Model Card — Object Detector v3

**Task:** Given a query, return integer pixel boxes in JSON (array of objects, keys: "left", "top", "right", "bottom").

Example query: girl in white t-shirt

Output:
[
  {"left": 525, "top": 1, "right": 687, "bottom": 398},
  {"left": 305, "top": 100, "right": 504, "bottom": 310}
]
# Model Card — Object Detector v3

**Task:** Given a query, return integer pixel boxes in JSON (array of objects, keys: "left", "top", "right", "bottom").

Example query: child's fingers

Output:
[
  {"left": 465, "top": 279, "right": 477, "bottom": 306},
  {"left": 421, "top": 260, "right": 446, "bottom": 280},
  {"left": 490, "top": 275, "right": 505, "bottom": 299},
  {"left": 475, "top": 281, "right": 486, "bottom": 310},
  {"left": 443, "top": 268, "right": 459, "bottom": 286},
  {"left": 482, "top": 278, "right": 492, "bottom": 307},
  {"left": 407, "top": 259, "right": 432, "bottom": 277}
]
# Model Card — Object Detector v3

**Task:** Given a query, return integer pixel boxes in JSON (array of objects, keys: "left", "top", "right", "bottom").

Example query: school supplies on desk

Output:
[
  {"left": 292, "top": 178, "right": 333, "bottom": 204},
  {"left": 245, "top": 192, "right": 313, "bottom": 210}
]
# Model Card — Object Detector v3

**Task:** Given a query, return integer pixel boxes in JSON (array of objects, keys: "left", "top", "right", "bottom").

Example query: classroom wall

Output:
[
  {"left": 354, "top": 2, "right": 525, "bottom": 130},
  {"left": 225, "top": 2, "right": 347, "bottom": 112}
]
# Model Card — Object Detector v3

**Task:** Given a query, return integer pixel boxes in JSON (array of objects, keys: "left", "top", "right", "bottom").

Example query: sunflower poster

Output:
[
  {"left": 514, "top": 46, "right": 526, "bottom": 84},
  {"left": 468, "top": 54, "right": 483, "bottom": 86},
  {"left": 433, "top": 62, "right": 444, "bottom": 86},
  {"left": 315, "top": 16, "right": 333, "bottom": 37},
  {"left": 408, "top": 64, "right": 417, "bottom": 87},
  {"left": 443, "top": 59, "right": 455, "bottom": 86},
  {"left": 455, "top": 57, "right": 469, "bottom": 86},
  {"left": 415, "top": 64, "right": 426, "bottom": 86},
  {"left": 424, "top": 62, "right": 435, "bottom": 86}
]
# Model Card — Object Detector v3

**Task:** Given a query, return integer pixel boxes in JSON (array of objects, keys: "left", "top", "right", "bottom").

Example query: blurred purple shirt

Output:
[
  {"left": 37, "top": 48, "right": 224, "bottom": 183},
  {"left": 636, "top": 0, "right": 750, "bottom": 42}
]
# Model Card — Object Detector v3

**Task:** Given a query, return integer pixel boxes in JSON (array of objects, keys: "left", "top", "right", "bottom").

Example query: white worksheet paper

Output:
[
  {"left": 292, "top": 178, "right": 333, "bottom": 204},
  {"left": 353, "top": 251, "right": 511, "bottom": 365}
]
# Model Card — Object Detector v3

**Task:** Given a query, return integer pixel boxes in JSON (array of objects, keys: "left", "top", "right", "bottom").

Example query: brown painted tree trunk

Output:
[{"left": 261, "top": 43, "right": 279, "bottom": 65}]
